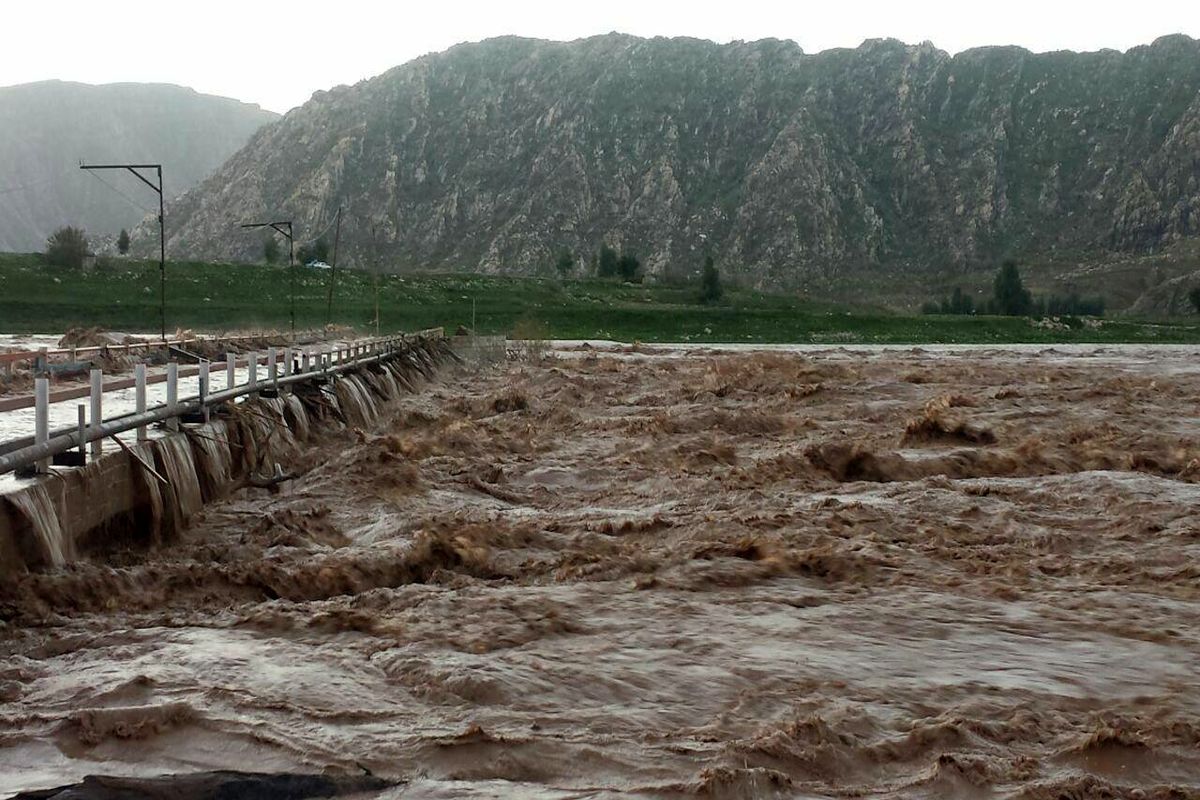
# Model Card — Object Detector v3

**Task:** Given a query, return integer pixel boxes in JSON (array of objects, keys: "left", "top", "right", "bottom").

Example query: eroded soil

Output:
[{"left": 2, "top": 344, "right": 1199, "bottom": 798}]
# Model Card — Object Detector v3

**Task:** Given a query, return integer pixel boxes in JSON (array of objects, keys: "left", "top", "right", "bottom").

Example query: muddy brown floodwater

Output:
[{"left": 2, "top": 344, "right": 1200, "bottom": 798}]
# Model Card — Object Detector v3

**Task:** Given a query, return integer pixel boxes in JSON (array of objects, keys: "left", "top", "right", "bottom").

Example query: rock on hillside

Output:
[{"left": 160, "top": 34, "right": 1200, "bottom": 286}]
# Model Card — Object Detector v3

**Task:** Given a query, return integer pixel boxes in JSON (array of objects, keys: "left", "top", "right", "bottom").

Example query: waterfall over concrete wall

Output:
[
  {"left": 0, "top": 336, "right": 456, "bottom": 574},
  {"left": 154, "top": 435, "right": 204, "bottom": 535},
  {"left": 4, "top": 482, "right": 69, "bottom": 568},
  {"left": 189, "top": 426, "right": 234, "bottom": 502},
  {"left": 334, "top": 374, "right": 378, "bottom": 428}
]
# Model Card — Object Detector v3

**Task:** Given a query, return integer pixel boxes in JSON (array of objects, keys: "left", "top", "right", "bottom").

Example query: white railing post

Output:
[
  {"left": 283, "top": 347, "right": 293, "bottom": 377},
  {"left": 267, "top": 347, "right": 277, "bottom": 389},
  {"left": 248, "top": 351, "right": 258, "bottom": 393},
  {"left": 166, "top": 362, "right": 179, "bottom": 432},
  {"left": 35, "top": 378, "right": 49, "bottom": 473},
  {"left": 199, "top": 360, "right": 210, "bottom": 423},
  {"left": 90, "top": 369, "right": 103, "bottom": 459},
  {"left": 302, "top": 350, "right": 310, "bottom": 373},
  {"left": 135, "top": 363, "right": 147, "bottom": 442},
  {"left": 226, "top": 352, "right": 236, "bottom": 392}
]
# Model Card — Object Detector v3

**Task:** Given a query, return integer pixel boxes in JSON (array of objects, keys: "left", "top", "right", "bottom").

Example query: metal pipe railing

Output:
[{"left": 0, "top": 335, "right": 418, "bottom": 476}]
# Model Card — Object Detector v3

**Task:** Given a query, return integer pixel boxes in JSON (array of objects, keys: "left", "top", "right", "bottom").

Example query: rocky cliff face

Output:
[
  {"left": 161, "top": 34, "right": 1200, "bottom": 285},
  {"left": 0, "top": 81, "right": 276, "bottom": 252}
]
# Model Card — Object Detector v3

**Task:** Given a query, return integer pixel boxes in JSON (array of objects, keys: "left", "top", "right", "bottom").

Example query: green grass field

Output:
[{"left": 3, "top": 253, "right": 1200, "bottom": 343}]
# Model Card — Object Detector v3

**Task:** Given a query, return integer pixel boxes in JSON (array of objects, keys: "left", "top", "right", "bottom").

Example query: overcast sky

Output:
[{"left": 3, "top": 0, "right": 1198, "bottom": 113}]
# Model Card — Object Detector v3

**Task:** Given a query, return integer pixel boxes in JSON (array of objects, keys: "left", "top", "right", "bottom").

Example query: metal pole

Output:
[
  {"left": 80, "top": 164, "right": 165, "bottom": 339},
  {"left": 90, "top": 369, "right": 103, "bottom": 459},
  {"left": 35, "top": 378, "right": 49, "bottom": 473},
  {"left": 226, "top": 352, "right": 236, "bottom": 392},
  {"left": 158, "top": 165, "right": 166, "bottom": 341},
  {"left": 288, "top": 224, "right": 295, "bottom": 337},
  {"left": 326, "top": 206, "right": 342, "bottom": 326},
  {"left": 135, "top": 363, "right": 147, "bottom": 442},
  {"left": 248, "top": 352, "right": 258, "bottom": 393},
  {"left": 166, "top": 362, "right": 178, "bottom": 432},
  {"left": 267, "top": 347, "right": 278, "bottom": 388}
]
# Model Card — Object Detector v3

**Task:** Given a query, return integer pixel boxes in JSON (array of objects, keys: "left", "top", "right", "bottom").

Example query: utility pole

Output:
[
  {"left": 368, "top": 224, "right": 381, "bottom": 337},
  {"left": 240, "top": 221, "right": 295, "bottom": 336},
  {"left": 325, "top": 206, "right": 342, "bottom": 326},
  {"left": 80, "top": 163, "right": 166, "bottom": 340},
  {"left": 374, "top": 269, "right": 381, "bottom": 338}
]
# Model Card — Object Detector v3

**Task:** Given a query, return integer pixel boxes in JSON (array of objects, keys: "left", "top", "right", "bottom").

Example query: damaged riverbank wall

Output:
[{"left": 0, "top": 335, "right": 456, "bottom": 575}]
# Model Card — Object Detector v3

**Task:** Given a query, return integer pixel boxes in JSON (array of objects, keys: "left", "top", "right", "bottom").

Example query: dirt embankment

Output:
[{"left": 2, "top": 344, "right": 1199, "bottom": 798}]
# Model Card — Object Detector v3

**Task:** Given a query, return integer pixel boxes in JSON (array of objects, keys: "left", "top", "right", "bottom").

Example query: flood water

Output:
[{"left": 2, "top": 343, "right": 1199, "bottom": 797}]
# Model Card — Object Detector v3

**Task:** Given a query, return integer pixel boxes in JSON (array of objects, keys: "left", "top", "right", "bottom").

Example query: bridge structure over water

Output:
[{"left": 0, "top": 329, "right": 452, "bottom": 573}]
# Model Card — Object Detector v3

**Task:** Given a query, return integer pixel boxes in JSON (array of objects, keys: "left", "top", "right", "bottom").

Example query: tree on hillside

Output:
[
  {"left": 117, "top": 229, "right": 130, "bottom": 255},
  {"left": 313, "top": 237, "right": 330, "bottom": 264},
  {"left": 699, "top": 254, "right": 722, "bottom": 303},
  {"left": 264, "top": 236, "right": 281, "bottom": 264},
  {"left": 555, "top": 248, "right": 574, "bottom": 278},
  {"left": 992, "top": 260, "right": 1032, "bottom": 316},
  {"left": 943, "top": 287, "right": 974, "bottom": 315},
  {"left": 617, "top": 252, "right": 641, "bottom": 282},
  {"left": 45, "top": 226, "right": 89, "bottom": 268},
  {"left": 1189, "top": 286, "right": 1200, "bottom": 315},
  {"left": 597, "top": 244, "right": 619, "bottom": 278},
  {"left": 296, "top": 237, "right": 330, "bottom": 265}
]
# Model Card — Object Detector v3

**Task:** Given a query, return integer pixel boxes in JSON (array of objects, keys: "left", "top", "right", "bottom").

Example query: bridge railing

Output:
[
  {"left": 0, "top": 330, "right": 442, "bottom": 478},
  {"left": 0, "top": 328, "right": 329, "bottom": 375}
]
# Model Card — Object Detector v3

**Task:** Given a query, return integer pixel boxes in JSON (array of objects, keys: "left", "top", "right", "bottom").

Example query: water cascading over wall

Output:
[
  {"left": 2, "top": 482, "right": 70, "bottom": 568},
  {"left": 0, "top": 336, "right": 457, "bottom": 574}
]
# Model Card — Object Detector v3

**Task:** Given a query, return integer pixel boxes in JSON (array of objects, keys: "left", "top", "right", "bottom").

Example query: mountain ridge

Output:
[
  {"left": 154, "top": 33, "right": 1200, "bottom": 290},
  {"left": 0, "top": 81, "right": 277, "bottom": 251}
]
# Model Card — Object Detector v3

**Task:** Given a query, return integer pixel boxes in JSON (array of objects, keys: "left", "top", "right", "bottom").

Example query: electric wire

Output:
[{"left": 82, "top": 168, "right": 156, "bottom": 215}]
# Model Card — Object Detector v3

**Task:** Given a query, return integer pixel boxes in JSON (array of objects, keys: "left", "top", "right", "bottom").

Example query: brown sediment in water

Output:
[{"left": 1, "top": 345, "right": 1200, "bottom": 797}]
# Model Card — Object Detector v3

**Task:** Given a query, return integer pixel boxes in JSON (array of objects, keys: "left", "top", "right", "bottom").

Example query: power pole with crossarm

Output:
[
  {"left": 240, "top": 220, "right": 295, "bottom": 336},
  {"left": 79, "top": 163, "right": 166, "bottom": 340}
]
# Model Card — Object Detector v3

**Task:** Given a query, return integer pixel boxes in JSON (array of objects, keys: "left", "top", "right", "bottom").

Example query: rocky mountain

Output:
[
  {"left": 161, "top": 34, "right": 1200, "bottom": 287},
  {"left": 0, "top": 81, "right": 276, "bottom": 252}
]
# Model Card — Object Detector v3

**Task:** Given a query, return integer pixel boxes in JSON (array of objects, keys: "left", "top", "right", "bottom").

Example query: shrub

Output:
[
  {"left": 617, "top": 253, "right": 641, "bottom": 282},
  {"left": 597, "top": 244, "right": 619, "bottom": 277},
  {"left": 297, "top": 237, "right": 330, "bottom": 265},
  {"left": 45, "top": 226, "right": 89, "bottom": 268},
  {"left": 555, "top": 248, "right": 574, "bottom": 278}
]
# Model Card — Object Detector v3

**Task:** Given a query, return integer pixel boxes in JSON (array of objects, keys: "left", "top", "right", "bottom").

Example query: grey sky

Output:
[{"left": 4, "top": 0, "right": 1198, "bottom": 113}]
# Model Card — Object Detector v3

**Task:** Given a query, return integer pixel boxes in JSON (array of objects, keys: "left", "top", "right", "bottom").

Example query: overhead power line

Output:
[{"left": 82, "top": 168, "right": 156, "bottom": 214}]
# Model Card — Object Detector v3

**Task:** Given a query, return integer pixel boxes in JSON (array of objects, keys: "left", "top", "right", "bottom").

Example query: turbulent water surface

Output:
[{"left": 2, "top": 344, "right": 1199, "bottom": 798}]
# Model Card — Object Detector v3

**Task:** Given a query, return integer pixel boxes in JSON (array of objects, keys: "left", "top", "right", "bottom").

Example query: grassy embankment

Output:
[{"left": 2, "top": 253, "right": 1200, "bottom": 343}]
